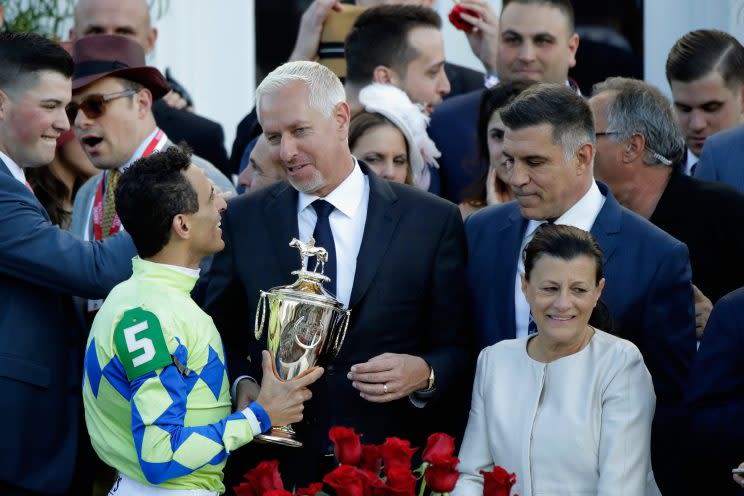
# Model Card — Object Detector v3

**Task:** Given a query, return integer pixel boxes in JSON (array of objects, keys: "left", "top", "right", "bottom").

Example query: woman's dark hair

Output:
[
  {"left": 523, "top": 224, "right": 613, "bottom": 331},
  {"left": 349, "top": 111, "right": 395, "bottom": 150},
  {"left": 25, "top": 166, "right": 83, "bottom": 229},
  {"left": 461, "top": 79, "right": 536, "bottom": 206},
  {"left": 349, "top": 111, "right": 412, "bottom": 184}
]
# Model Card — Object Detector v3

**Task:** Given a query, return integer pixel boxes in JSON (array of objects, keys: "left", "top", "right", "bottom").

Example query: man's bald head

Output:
[{"left": 71, "top": 0, "right": 157, "bottom": 54}]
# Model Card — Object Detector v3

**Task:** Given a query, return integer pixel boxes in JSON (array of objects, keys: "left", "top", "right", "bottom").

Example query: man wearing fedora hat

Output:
[
  {"left": 69, "top": 35, "right": 233, "bottom": 321},
  {"left": 0, "top": 32, "right": 136, "bottom": 495},
  {"left": 70, "top": 0, "right": 230, "bottom": 174}
]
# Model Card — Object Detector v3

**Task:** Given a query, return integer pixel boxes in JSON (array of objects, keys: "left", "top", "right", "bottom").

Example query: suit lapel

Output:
[
  {"left": 500, "top": 206, "right": 528, "bottom": 338},
  {"left": 349, "top": 165, "right": 400, "bottom": 308},
  {"left": 264, "top": 182, "right": 300, "bottom": 277},
  {"left": 590, "top": 182, "right": 622, "bottom": 265}
]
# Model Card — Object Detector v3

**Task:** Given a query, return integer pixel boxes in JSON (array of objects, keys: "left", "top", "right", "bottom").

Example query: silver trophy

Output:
[{"left": 254, "top": 237, "right": 351, "bottom": 447}]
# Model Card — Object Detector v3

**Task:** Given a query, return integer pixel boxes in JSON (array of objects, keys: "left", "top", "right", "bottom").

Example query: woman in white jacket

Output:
[{"left": 454, "top": 225, "right": 660, "bottom": 496}]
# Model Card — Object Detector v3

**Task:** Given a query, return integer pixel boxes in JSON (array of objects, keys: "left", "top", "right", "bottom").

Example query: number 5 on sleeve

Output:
[{"left": 114, "top": 307, "right": 173, "bottom": 380}]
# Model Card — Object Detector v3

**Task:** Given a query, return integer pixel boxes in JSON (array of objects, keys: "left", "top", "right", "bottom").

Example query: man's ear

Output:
[
  {"left": 136, "top": 88, "right": 153, "bottom": 118},
  {"left": 143, "top": 27, "right": 158, "bottom": 55},
  {"left": 575, "top": 142, "right": 594, "bottom": 175},
  {"left": 172, "top": 213, "right": 191, "bottom": 241},
  {"left": 623, "top": 133, "right": 645, "bottom": 164},
  {"left": 567, "top": 33, "right": 580, "bottom": 69},
  {"left": 372, "top": 65, "right": 399, "bottom": 86},
  {"left": 334, "top": 101, "right": 351, "bottom": 139}
]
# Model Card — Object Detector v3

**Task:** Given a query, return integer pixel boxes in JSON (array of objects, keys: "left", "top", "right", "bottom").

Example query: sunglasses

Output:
[{"left": 66, "top": 89, "right": 137, "bottom": 125}]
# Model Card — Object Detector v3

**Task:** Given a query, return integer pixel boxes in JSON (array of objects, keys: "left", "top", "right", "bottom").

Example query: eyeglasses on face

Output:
[
  {"left": 65, "top": 89, "right": 137, "bottom": 125},
  {"left": 594, "top": 131, "right": 621, "bottom": 138}
]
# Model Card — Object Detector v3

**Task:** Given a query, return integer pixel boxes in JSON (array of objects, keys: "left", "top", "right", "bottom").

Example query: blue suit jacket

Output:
[
  {"left": 428, "top": 89, "right": 486, "bottom": 204},
  {"left": 686, "top": 287, "right": 744, "bottom": 495},
  {"left": 695, "top": 123, "right": 744, "bottom": 194},
  {"left": 0, "top": 159, "right": 136, "bottom": 493},
  {"left": 465, "top": 182, "right": 696, "bottom": 493}
]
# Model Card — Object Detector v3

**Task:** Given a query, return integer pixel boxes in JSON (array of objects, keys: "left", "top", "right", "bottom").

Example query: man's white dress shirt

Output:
[{"left": 514, "top": 181, "right": 606, "bottom": 337}]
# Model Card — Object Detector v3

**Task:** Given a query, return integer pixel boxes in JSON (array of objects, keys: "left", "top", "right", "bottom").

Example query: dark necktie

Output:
[
  {"left": 312, "top": 199, "right": 337, "bottom": 295},
  {"left": 528, "top": 312, "right": 538, "bottom": 335},
  {"left": 690, "top": 161, "right": 698, "bottom": 176}
]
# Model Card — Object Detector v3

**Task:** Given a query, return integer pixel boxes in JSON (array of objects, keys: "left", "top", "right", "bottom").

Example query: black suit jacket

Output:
[
  {"left": 649, "top": 171, "right": 744, "bottom": 303},
  {"left": 203, "top": 163, "right": 469, "bottom": 484},
  {"left": 152, "top": 100, "right": 228, "bottom": 174}
]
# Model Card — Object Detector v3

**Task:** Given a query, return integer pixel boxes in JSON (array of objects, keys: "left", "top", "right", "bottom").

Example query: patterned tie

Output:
[
  {"left": 101, "top": 169, "right": 121, "bottom": 239},
  {"left": 528, "top": 312, "right": 538, "bottom": 335},
  {"left": 312, "top": 199, "right": 337, "bottom": 296}
]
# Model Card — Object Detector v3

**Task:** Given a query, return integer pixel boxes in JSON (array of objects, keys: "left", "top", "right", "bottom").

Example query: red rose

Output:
[
  {"left": 448, "top": 4, "right": 480, "bottom": 32},
  {"left": 424, "top": 454, "right": 460, "bottom": 493},
  {"left": 380, "top": 437, "right": 418, "bottom": 471},
  {"left": 233, "top": 481, "right": 257, "bottom": 496},
  {"left": 296, "top": 482, "right": 324, "bottom": 496},
  {"left": 481, "top": 466, "right": 517, "bottom": 496},
  {"left": 422, "top": 433, "right": 456, "bottom": 463},
  {"left": 235, "top": 460, "right": 284, "bottom": 496},
  {"left": 359, "top": 444, "right": 383, "bottom": 476},
  {"left": 330, "top": 426, "right": 363, "bottom": 465},
  {"left": 384, "top": 466, "right": 417, "bottom": 495},
  {"left": 323, "top": 465, "right": 369, "bottom": 496}
]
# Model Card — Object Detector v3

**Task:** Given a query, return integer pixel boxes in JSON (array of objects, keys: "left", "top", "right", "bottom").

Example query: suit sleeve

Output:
[
  {"left": 641, "top": 241, "right": 696, "bottom": 404},
  {"left": 685, "top": 290, "right": 744, "bottom": 454},
  {"left": 418, "top": 204, "right": 471, "bottom": 401},
  {"left": 597, "top": 345, "right": 656, "bottom": 496},
  {"left": 452, "top": 349, "right": 490, "bottom": 495},
  {"left": 693, "top": 138, "right": 718, "bottom": 181},
  {"left": 202, "top": 206, "right": 256, "bottom": 382},
  {"left": 0, "top": 179, "right": 136, "bottom": 298}
]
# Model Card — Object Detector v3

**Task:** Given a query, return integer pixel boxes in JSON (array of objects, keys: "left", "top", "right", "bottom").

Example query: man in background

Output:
[
  {"left": 665, "top": 29, "right": 744, "bottom": 177},
  {"left": 430, "top": 0, "right": 580, "bottom": 202},
  {"left": 70, "top": 0, "right": 230, "bottom": 174},
  {"left": 589, "top": 77, "right": 744, "bottom": 336}
]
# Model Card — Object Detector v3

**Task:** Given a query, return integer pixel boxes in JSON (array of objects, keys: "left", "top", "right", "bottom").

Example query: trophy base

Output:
[{"left": 256, "top": 425, "right": 303, "bottom": 448}]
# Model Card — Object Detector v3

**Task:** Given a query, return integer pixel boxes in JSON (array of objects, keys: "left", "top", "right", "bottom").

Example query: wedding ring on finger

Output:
[{"left": 383, "top": 383, "right": 389, "bottom": 394}]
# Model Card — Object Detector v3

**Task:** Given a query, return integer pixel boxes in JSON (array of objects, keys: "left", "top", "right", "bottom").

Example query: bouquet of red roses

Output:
[{"left": 234, "top": 427, "right": 517, "bottom": 496}]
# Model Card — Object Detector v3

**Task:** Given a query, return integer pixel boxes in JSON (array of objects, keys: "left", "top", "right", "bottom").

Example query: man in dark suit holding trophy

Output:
[{"left": 204, "top": 60, "right": 469, "bottom": 486}]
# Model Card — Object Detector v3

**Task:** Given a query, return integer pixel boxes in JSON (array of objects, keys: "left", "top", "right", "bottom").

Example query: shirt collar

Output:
[
  {"left": 685, "top": 148, "right": 698, "bottom": 175},
  {"left": 119, "top": 127, "right": 166, "bottom": 173},
  {"left": 0, "top": 150, "right": 27, "bottom": 185},
  {"left": 524, "top": 180, "right": 604, "bottom": 236},
  {"left": 297, "top": 157, "right": 364, "bottom": 219}
]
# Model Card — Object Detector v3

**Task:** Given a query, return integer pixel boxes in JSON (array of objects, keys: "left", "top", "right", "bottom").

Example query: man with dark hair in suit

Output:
[
  {"left": 70, "top": 0, "right": 230, "bottom": 174},
  {"left": 430, "top": 0, "right": 581, "bottom": 203},
  {"left": 589, "top": 77, "right": 744, "bottom": 334},
  {"left": 204, "top": 60, "right": 468, "bottom": 486},
  {"left": 0, "top": 32, "right": 136, "bottom": 495},
  {"left": 466, "top": 83, "right": 696, "bottom": 495},
  {"left": 665, "top": 29, "right": 744, "bottom": 178}
]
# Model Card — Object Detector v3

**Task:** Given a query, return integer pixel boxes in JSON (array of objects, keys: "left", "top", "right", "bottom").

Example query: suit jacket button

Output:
[{"left": 326, "top": 365, "right": 335, "bottom": 374}]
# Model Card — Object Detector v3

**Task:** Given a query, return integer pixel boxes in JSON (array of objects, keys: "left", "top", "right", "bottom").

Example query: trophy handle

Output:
[
  {"left": 254, "top": 291, "right": 267, "bottom": 341},
  {"left": 330, "top": 309, "right": 351, "bottom": 359}
]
